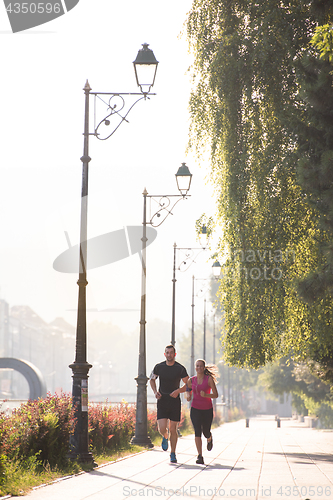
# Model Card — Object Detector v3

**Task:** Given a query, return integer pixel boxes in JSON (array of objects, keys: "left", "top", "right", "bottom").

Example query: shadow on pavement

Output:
[
  {"left": 269, "top": 452, "right": 333, "bottom": 464},
  {"left": 206, "top": 463, "right": 245, "bottom": 471},
  {"left": 176, "top": 463, "right": 245, "bottom": 471}
]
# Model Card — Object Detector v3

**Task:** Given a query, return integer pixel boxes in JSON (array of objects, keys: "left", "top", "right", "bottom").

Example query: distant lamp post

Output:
[
  {"left": 131, "top": 163, "right": 192, "bottom": 447},
  {"left": 199, "top": 225, "right": 209, "bottom": 248},
  {"left": 69, "top": 44, "right": 158, "bottom": 464},
  {"left": 171, "top": 225, "right": 209, "bottom": 347},
  {"left": 211, "top": 259, "right": 221, "bottom": 415},
  {"left": 212, "top": 260, "right": 222, "bottom": 278},
  {"left": 191, "top": 277, "right": 211, "bottom": 375}
]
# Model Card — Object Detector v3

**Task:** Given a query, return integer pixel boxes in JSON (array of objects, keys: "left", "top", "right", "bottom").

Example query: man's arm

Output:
[
  {"left": 170, "top": 375, "right": 190, "bottom": 398},
  {"left": 149, "top": 372, "right": 161, "bottom": 399}
]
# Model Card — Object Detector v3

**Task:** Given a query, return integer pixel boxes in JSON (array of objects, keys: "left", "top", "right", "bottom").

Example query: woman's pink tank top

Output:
[{"left": 191, "top": 374, "right": 212, "bottom": 410}]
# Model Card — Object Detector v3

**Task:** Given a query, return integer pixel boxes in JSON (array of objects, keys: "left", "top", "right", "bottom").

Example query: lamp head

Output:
[
  {"left": 198, "top": 225, "right": 209, "bottom": 247},
  {"left": 212, "top": 260, "right": 222, "bottom": 277},
  {"left": 175, "top": 162, "right": 192, "bottom": 196},
  {"left": 133, "top": 43, "right": 158, "bottom": 94}
]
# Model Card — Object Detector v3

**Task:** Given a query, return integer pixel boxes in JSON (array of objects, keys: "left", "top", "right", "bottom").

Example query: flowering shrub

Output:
[
  {"left": 0, "top": 422, "right": 6, "bottom": 485},
  {"left": 0, "top": 396, "right": 176, "bottom": 478},
  {"left": 88, "top": 402, "right": 135, "bottom": 452},
  {"left": 0, "top": 393, "right": 75, "bottom": 468},
  {"left": 88, "top": 402, "right": 159, "bottom": 453},
  {"left": 0, "top": 396, "right": 161, "bottom": 466}
]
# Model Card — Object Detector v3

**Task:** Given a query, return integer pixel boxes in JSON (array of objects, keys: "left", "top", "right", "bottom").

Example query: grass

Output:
[{"left": 0, "top": 444, "right": 145, "bottom": 497}]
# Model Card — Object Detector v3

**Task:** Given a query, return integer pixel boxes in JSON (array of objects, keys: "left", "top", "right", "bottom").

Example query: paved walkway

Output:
[{"left": 19, "top": 417, "right": 333, "bottom": 500}]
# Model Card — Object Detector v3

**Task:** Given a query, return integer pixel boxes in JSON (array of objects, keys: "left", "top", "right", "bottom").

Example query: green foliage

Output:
[
  {"left": 311, "top": 24, "right": 333, "bottom": 62},
  {"left": 186, "top": 0, "right": 333, "bottom": 374},
  {"left": 316, "top": 402, "right": 333, "bottom": 428},
  {"left": 292, "top": 53, "right": 333, "bottom": 306},
  {"left": 258, "top": 357, "right": 333, "bottom": 417}
]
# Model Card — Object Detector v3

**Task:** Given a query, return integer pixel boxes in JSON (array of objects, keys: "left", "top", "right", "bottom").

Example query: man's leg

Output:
[
  {"left": 157, "top": 418, "right": 169, "bottom": 439},
  {"left": 169, "top": 420, "right": 178, "bottom": 453}
]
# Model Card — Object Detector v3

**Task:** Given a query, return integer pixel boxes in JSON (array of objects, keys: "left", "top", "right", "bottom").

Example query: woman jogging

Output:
[{"left": 186, "top": 359, "right": 218, "bottom": 465}]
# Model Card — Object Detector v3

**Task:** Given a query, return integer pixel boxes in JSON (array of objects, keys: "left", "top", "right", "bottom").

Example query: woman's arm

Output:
[{"left": 200, "top": 376, "right": 218, "bottom": 399}]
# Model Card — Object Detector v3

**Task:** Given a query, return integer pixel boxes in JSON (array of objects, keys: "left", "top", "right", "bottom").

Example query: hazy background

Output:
[{"left": 0, "top": 1, "right": 220, "bottom": 400}]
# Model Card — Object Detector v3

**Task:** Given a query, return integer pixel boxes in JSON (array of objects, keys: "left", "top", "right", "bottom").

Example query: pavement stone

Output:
[{"left": 15, "top": 416, "right": 333, "bottom": 500}]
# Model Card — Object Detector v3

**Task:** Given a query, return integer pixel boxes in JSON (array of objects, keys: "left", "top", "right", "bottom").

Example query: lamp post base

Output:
[
  {"left": 69, "top": 361, "right": 94, "bottom": 464},
  {"left": 132, "top": 374, "right": 154, "bottom": 448},
  {"left": 130, "top": 435, "right": 154, "bottom": 448},
  {"left": 67, "top": 450, "right": 96, "bottom": 466}
]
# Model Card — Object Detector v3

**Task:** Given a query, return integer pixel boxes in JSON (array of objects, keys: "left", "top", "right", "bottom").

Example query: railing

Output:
[{"left": 0, "top": 399, "right": 226, "bottom": 421}]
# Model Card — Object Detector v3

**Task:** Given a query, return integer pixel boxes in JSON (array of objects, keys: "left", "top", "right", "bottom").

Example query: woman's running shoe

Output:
[
  {"left": 170, "top": 452, "right": 177, "bottom": 463},
  {"left": 207, "top": 434, "right": 213, "bottom": 451},
  {"left": 196, "top": 454, "right": 204, "bottom": 464}
]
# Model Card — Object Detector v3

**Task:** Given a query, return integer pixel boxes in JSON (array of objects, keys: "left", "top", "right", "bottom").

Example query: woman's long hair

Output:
[{"left": 195, "top": 359, "right": 219, "bottom": 383}]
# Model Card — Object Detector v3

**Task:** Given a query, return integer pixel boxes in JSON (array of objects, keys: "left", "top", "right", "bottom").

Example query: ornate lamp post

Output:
[
  {"left": 68, "top": 44, "right": 158, "bottom": 463},
  {"left": 131, "top": 164, "right": 192, "bottom": 447},
  {"left": 170, "top": 228, "right": 209, "bottom": 348},
  {"left": 211, "top": 259, "right": 222, "bottom": 364},
  {"left": 190, "top": 276, "right": 214, "bottom": 375},
  {"left": 211, "top": 259, "right": 221, "bottom": 416}
]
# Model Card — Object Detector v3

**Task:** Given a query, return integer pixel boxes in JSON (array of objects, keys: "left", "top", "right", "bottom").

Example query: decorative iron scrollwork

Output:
[
  {"left": 147, "top": 195, "right": 187, "bottom": 227},
  {"left": 92, "top": 92, "right": 153, "bottom": 141}
]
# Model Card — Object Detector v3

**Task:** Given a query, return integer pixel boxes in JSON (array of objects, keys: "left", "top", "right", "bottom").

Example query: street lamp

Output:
[
  {"left": 131, "top": 163, "right": 192, "bottom": 447},
  {"left": 189, "top": 258, "right": 222, "bottom": 376},
  {"left": 190, "top": 277, "right": 212, "bottom": 375},
  {"left": 212, "top": 260, "right": 222, "bottom": 278},
  {"left": 211, "top": 306, "right": 217, "bottom": 416},
  {"left": 171, "top": 227, "right": 209, "bottom": 348},
  {"left": 68, "top": 44, "right": 158, "bottom": 463},
  {"left": 210, "top": 259, "right": 222, "bottom": 417},
  {"left": 198, "top": 225, "right": 209, "bottom": 248}
]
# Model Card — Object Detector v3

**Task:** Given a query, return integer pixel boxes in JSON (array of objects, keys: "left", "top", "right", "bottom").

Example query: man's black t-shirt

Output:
[{"left": 153, "top": 361, "right": 188, "bottom": 396}]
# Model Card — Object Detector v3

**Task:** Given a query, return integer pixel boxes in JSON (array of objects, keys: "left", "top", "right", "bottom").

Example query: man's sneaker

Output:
[
  {"left": 207, "top": 433, "right": 213, "bottom": 451},
  {"left": 161, "top": 436, "right": 168, "bottom": 451},
  {"left": 170, "top": 452, "right": 177, "bottom": 463},
  {"left": 196, "top": 454, "right": 204, "bottom": 465}
]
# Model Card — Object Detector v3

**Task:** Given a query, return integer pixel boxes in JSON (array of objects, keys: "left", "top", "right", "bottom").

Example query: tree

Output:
[
  {"left": 258, "top": 357, "right": 333, "bottom": 416},
  {"left": 186, "top": 1, "right": 333, "bottom": 371}
]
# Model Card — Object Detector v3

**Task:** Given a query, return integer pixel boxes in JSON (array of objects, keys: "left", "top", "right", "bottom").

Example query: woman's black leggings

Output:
[{"left": 190, "top": 407, "right": 213, "bottom": 438}]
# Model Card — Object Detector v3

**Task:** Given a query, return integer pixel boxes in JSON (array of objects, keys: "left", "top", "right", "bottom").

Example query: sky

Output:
[{"left": 0, "top": 0, "right": 218, "bottom": 343}]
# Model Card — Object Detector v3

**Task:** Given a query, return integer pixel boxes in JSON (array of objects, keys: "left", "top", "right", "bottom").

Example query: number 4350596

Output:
[
  {"left": 6, "top": 3, "right": 62, "bottom": 14},
  {"left": 277, "top": 485, "right": 331, "bottom": 496}
]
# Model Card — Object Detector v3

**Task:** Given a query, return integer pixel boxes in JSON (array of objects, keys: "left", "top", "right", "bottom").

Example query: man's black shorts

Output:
[{"left": 157, "top": 394, "right": 181, "bottom": 422}]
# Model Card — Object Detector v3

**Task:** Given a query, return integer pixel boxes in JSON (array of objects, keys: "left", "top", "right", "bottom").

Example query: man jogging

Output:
[{"left": 150, "top": 345, "right": 189, "bottom": 463}]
